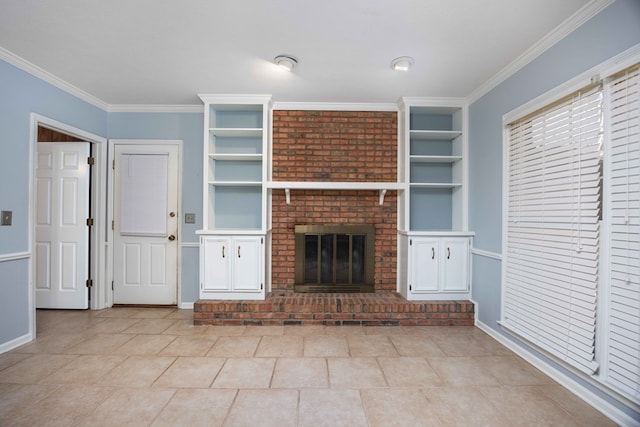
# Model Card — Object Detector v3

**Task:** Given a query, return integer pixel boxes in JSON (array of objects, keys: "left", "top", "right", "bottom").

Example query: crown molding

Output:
[
  {"left": 273, "top": 102, "right": 398, "bottom": 111},
  {"left": 0, "top": 46, "right": 109, "bottom": 111},
  {"left": 107, "top": 104, "right": 203, "bottom": 113},
  {"left": 467, "top": 0, "right": 615, "bottom": 104}
]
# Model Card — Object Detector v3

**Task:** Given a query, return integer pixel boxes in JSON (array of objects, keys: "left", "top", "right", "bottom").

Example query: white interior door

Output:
[
  {"left": 113, "top": 144, "right": 179, "bottom": 305},
  {"left": 35, "top": 142, "right": 90, "bottom": 309}
]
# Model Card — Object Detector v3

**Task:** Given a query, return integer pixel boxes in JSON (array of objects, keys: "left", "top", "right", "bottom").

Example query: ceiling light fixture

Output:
[
  {"left": 274, "top": 55, "right": 298, "bottom": 71},
  {"left": 391, "top": 56, "right": 414, "bottom": 71}
]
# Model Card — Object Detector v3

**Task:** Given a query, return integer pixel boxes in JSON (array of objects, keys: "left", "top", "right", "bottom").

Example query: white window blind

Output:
[
  {"left": 605, "top": 64, "right": 640, "bottom": 402},
  {"left": 503, "top": 84, "right": 603, "bottom": 375}
]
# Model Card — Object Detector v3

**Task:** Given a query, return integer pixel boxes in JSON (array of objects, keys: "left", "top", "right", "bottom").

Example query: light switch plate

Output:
[
  {"left": 184, "top": 213, "right": 196, "bottom": 224},
  {"left": 1, "top": 210, "right": 12, "bottom": 226}
]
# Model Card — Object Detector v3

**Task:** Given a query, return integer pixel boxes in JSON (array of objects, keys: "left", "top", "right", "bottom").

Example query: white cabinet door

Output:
[
  {"left": 232, "top": 237, "right": 263, "bottom": 292},
  {"left": 442, "top": 238, "right": 469, "bottom": 292},
  {"left": 409, "top": 237, "right": 439, "bottom": 293},
  {"left": 202, "top": 237, "right": 230, "bottom": 292}
]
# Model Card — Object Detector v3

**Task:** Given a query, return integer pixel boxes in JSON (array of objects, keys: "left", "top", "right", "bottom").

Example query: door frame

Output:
[
  {"left": 107, "top": 139, "right": 183, "bottom": 308},
  {"left": 29, "top": 113, "right": 108, "bottom": 333}
]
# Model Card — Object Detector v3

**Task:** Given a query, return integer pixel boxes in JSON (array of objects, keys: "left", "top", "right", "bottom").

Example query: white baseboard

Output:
[
  {"left": 475, "top": 320, "right": 639, "bottom": 427},
  {"left": 0, "top": 332, "right": 33, "bottom": 354},
  {"left": 179, "top": 302, "right": 194, "bottom": 310}
]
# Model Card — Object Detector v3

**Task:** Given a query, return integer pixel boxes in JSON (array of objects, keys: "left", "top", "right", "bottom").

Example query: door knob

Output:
[
  {"left": 168, "top": 235, "right": 176, "bottom": 241},
  {"left": 169, "top": 212, "right": 176, "bottom": 217}
]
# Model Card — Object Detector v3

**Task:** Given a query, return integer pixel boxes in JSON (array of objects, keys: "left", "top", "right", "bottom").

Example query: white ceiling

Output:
[{"left": 0, "top": 0, "right": 594, "bottom": 106}]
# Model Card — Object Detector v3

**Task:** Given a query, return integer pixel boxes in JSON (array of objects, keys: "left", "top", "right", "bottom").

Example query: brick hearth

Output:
[{"left": 194, "top": 293, "right": 474, "bottom": 326}]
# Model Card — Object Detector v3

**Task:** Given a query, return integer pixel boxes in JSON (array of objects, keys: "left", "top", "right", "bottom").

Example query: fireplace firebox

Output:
[{"left": 294, "top": 225, "right": 375, "bottom": 293}]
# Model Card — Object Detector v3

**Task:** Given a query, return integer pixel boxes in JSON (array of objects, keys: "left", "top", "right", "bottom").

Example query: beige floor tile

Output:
[
  {"left": 129, "top": 307, "right": 178, "bottom": 319},
  {"left": 299, "top": 389, "right": 368, "bottom": 427},
  {"left": 480, "top": 385, "right": 582, "bottom": 426},
  {"left": 162, "top": 319, "right": 209, "bottom": 335},
  {"left": 427, "top": 357, "right": 501, "bottom": 387},
  {"left": 225, "top": 389, "right": 298, "bottom": 427},
  {"left": 65, "top": 333, "right": 134, "bottom": 355},
  {"left": 204, "top": 325, "right": 246, "bottom": 336},
  {"left": 361, "top": 388, "right": 442, "bottom": 427},
  {"left": 378, "top": 356, "right": 444, "bottom": 387},
  {"left": 97, "top": 356, "right": 176, "bottom": 387},
  {"left": 11, "top": 332, "right": 89, "bottom": 354},
  {"left": 243, "top": 325, "right": 284, "bottom": 336},
  {"left": 389, "top": 334, "right": 446, "bottom": 357},
  {"left": 163, "top": 308, "right": 194, "bottom": 320},
  {"left": 422, "top": 386, "right": 508, "bottom": 426},
  {"left": 159, "top": 335, "right": 218, "bottom": 356},
  {"left": 328, "top": 357, "right": 387, "bottom": 388},
  {"left": 304, "top": 335, "right": 350, "bottom": 357},
  {"left": 431, "top": 333, "right": 510, "bottom": 357},
  {"left": 0, "top": 353, "right": 77, "bottom": 384},
  {"left": 538, "top": 384, "right": 617, "bottom": 427},
  {"left": 41, "top": 355, "right": 126, "bottom": 384},
  {"left": 476, "top": 356, "right": 553, "bottom": 386},
  {"left": 152, "top": 388, "right": 237, "bottom": 427},
  {"left": 206, "top": 336, "right": 260, "bottom": 357},
  {"left": 347, "top": 335, "right": 399, "bottom": 357},
  {"left": 0, "top": 352, "right": 32, "bottom": 371},
  {"left": 110, "top": 334, "right": 176, "bottom": 356},
  {"left": 284, "top": 325, "right": 326, "bottom": 335},
  {"left": 84, "top": 387, "right": 176, "bottom": 426},
  {"left": 9, "top": 384, "right": 114, "bottom": 427},
  {"left": 122, "top": 318, "right": 178, "bottom": 334},
  {"left": 83, "top": 317, "right": 142, "bottom": 334},
  {"left": 271, "top": 357, "right": 329, "bottom": 388},
  {"left": 364, "top": 326, "right": 407, "bottom": 335},
  {"left": 0, "top": 383, "right": 59, "bottom": 423},
  {"left": 92, "top": 307, "right": 141, "bottom": 318},
  {"left": 324, "top": 325, "right": 365, "bottom": 336},
  {"left": 211, "top": 358, "right": 275, "bottom": 389},
  {"left": 255, "top": 335, "right": 303, "bottom": 357},
  {"left": 153, "top": 357, "right": 225, "bottom": 388}
]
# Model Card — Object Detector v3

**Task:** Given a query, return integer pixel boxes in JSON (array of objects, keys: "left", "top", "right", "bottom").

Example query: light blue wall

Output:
[
  {"left": 0, "top": 59, "right": 107, "bottom": 345},
  {"left": 469, "top": 0, "right": 640, "bottom": 419},
  {"left": 107, "top": 112, "right": 203, "bottom": 303}
]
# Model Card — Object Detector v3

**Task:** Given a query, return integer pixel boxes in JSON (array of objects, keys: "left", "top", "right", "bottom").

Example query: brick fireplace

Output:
[{"left": 270, "top": 110, "right": 398, "bottom": 293}]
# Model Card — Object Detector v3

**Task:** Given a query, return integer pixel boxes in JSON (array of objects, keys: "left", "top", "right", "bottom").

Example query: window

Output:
[{"left": 503, "top": 60, "right": 639, "bottom": 404}]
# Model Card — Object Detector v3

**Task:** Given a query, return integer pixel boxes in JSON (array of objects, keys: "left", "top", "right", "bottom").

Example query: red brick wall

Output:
[{"left": 271, "top": 110, "right": 398, "bottom": 292}]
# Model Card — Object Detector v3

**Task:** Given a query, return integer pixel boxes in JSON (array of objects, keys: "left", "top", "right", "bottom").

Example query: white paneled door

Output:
[
  {"left": 36, "top": 142, "right": 90, "bottom": 309},
  {"left": 113, "top": 144, "right": 179, "bottom": 305}
]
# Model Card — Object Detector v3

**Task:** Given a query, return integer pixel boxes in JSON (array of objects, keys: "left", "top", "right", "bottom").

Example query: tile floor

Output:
[{"left": 0, "top": 307, "right": 615, "bottom": 426}]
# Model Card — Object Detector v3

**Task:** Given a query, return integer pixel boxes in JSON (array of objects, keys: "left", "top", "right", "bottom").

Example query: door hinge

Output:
[
  {"left": 409, "top": 284, "right": 412, "bottom": 291},
  {"left": 261, "top": 237, "right": 264, "bottom": 244},
  {"left": 112, "top": 159, "right": 115, "bottom": 169},
  {"left": 409, "top": 239, "right": 412, "bottom": 246},
  {"left": 86, "top": 218, "right": 94, "bottom": 227},
  {"left": 86, "top": 279, "right": 93, "bottom": 288},
  {"left": 111, "top": 220, "right": 114, "bottom": 230},
  {"left": 200, "top": 283, "right": 203, "bottom": 290},
  {"left": 87, "top": 156, "right": 95, "bottom": 165},
  {"left": 111, "top": 280, "right": 114, "bottom": 290},
  {"left": 261, "top": 283, "right": 263, "bottom": 290}
]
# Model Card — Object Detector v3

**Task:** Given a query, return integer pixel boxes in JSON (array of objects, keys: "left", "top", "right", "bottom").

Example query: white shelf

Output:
[
  {"left": 410, "top": 183, "right": 462, "bottom": 189},
  {"left": 410, "top": 155, "right": 462, "bottom": 164},
  {"left": 410, "top": 130, "right": 462, "bottom": 140},
  {"left": 208, "top": 154, "right": 263, "bottom": 161},
  {"left": 209, "top": 128, "right": 263, "bottom": 137},
  {"left": 208, "top": 181, "right": 262, "bottom": 186},
  {"left": 266, "top": 181, "right": 404, "bottom": 205}
]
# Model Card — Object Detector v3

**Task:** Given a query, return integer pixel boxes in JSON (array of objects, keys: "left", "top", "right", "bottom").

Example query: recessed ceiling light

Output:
[
  {"left": 274, "top": 55, "right": 298, "bottom": 71},
  {"left": 391, "top": 56, "right": 414, "bottom": 71}
]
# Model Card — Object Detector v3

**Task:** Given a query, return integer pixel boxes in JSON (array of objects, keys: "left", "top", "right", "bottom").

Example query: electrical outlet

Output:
[
  {"left": 1, "top": 210, "right": 12, "bottom": 226},
  {"left": 184, "top": 213, "right": 196, "bottom": 224}
]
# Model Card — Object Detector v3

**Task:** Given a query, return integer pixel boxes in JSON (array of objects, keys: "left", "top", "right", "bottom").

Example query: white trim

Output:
[
  {"left": 476, "top": 321, "right": 640, "bottom": 427},
  {"left": 0, "top": 332, "right": 33, "bottom": 354},
  {"left": 0, "top": 251, "right": 31, "bottom": 262},
  {"left": 399, "top": 97, "right": 468, "bottom": 109},
  {"left": 273, "top": 102, "right": 398, "bottom": 111},
  {"left": 179, "top": 302, "right": 194, "bottom": 310},
  {"left": 468, "top": 0, "right": 615, "bottom": 104},
  {"left": 503, "top": 43, "right": 640, "bottom": 125},
  {"left": 108, "top": 104, "right": 203, "bottom": 113},
  {"left": 470, "top": 247, "right": 502, "bottom": 261},
  {"left": 0, "top": 47, "right": 108, "bottom": 111},
  {"left": 180, "top": 242, "right": 200, "bottom": 248}
]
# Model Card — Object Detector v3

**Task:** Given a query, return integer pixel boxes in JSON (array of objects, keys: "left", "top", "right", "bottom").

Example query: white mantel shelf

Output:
[{"left": 266, "top": 181, "right": 405, "bottom": 205}]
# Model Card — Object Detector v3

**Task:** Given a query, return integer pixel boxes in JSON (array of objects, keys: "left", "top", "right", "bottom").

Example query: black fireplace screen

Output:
[{"left": 295, "top": 225, "right": 374, "bottom": 292}]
